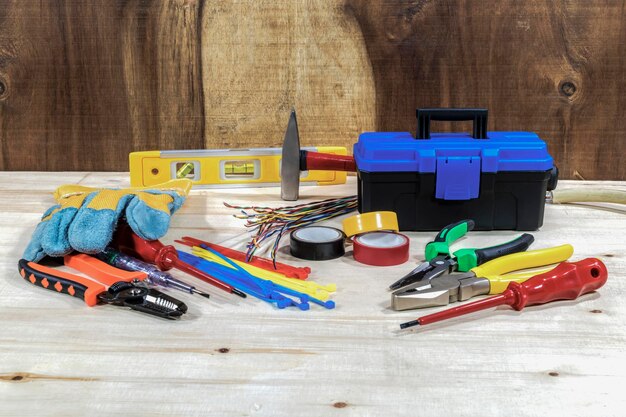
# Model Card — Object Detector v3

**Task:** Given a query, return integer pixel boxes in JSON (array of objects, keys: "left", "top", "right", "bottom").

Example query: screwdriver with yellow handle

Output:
[
  {"left": 391, "top": 244, "right": 574, "bottom": 311},
  {"left": 400, "top": 257, "right": 608, "bottom": 329}
]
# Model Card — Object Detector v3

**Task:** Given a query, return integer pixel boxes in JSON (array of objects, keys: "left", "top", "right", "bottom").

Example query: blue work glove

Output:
[{"left": 23, "top": 179, "right": 192, "bottom": 262}]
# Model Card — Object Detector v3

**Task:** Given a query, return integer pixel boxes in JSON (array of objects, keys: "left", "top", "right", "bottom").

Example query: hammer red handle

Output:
[{"left": 300, "top": 151, "right": 356, "bottom": 172}]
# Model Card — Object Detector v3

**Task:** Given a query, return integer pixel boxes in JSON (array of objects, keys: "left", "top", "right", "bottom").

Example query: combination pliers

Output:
[
  {"left": 389, "top": 219, "right": 535, "bottom": 291},
  {"left": 391, "top": 244, "right": 574, "bottom": 311}
]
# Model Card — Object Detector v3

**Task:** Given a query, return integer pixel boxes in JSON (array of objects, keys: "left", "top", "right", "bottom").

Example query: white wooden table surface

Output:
[{"left": 1, "top": 173, "right": 624, "bottom": 417}]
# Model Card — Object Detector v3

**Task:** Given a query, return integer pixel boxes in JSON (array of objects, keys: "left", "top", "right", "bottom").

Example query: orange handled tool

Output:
[
  {"left": 20, "top": 260, "right": 109, "bottom": 307},
  {"left": 18, "top": 254, "right": 187, "bottom": 318},
  {"left": 19, "top": 254, "right": 146, "bottom": 306},
  {"left": 400, "top": 258, "right": 608, "bottom": 329}
]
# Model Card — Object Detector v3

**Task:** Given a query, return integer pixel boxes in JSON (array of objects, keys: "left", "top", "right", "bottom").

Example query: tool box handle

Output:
[{"left": 416, "top": 108, "right": 488, "bottom": 139}]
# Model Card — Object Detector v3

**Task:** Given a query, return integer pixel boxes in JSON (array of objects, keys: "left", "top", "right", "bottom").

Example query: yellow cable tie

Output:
[{"left": 190, "top": 247, "right": 336, "bottom": 300}]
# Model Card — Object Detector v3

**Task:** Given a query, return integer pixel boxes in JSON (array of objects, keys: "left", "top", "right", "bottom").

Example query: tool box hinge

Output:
[{"left": 435, "top": 156, "right": 480, "bottom": 200}]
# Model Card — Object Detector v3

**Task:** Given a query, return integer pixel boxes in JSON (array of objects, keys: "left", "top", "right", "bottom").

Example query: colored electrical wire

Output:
[
  {"left": 175, "top": 236, "right": 311, "bottom": 279},
  {"left": 224, "top": 195, "right": 358, "bottom": 263}
]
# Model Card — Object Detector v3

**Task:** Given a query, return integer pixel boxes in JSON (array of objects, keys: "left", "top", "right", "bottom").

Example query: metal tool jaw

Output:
[
  {"left": 280, "top": 110, "right": 301, "bottom": 201},
  {"left": 388, "top": 255, "right": 457, "bottom": 291},
  {"left": 391, "top": 272, "right": 490, "bottom": 311},
  {"left": 97, "top": 281, "right": 188, "bottom": 319}
]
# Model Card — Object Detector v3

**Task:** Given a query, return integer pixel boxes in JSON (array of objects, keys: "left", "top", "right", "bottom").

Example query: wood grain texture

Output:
[
  {"left": 121, "top": 0, "right": 205, "bottom": 153},
  {"left": 0, "top": 1, "right": 625, "bottom": 179},
  {"left": 1, "top": 173, "right": 625, "bottom": 416},
  {"left": 346, "top": 0, "right": 626, "bottom": 180},
  {"left": 199, "top": 0, "right": 375, "bottom": 149},
  {"left": 0, "top": 0, "right": 205, "bottom": 171}
]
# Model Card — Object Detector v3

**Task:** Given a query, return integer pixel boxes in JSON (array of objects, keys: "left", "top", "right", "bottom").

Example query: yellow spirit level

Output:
[{"left": 129, "top": 147, "right": 348, "bottom": 188}]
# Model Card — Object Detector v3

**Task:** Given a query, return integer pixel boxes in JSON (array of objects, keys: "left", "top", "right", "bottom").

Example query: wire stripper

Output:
[{"left": 18, "top": 253, "right": 187, "bottom": 319}]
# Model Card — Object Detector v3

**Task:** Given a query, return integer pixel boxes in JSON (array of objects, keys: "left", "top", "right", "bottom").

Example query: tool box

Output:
[{"left": 353, "top": 108, "right": 558, "bottom": 231}]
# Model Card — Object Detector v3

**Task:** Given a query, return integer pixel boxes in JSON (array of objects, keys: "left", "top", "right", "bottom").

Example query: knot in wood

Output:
[
  {"left": 0, "top": 77, "right": 6, "bottom": 99},
  {"left": 559, "top": 81, "right": 577, "bottom": 97}
]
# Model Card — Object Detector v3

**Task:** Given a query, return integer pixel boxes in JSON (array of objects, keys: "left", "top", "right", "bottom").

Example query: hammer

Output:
[{"left": 280, "top": 110, "right": 356, "bottom": 201}]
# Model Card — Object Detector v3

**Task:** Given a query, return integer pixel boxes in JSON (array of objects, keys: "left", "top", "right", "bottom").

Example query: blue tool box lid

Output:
[{"left": 353, "top": 131, "right": 554, "bottom": 173}]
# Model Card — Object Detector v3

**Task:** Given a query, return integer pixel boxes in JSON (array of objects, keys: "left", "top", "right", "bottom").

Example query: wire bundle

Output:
[{"left": 225, "top": 195, "right": 358, "bottom": 263}]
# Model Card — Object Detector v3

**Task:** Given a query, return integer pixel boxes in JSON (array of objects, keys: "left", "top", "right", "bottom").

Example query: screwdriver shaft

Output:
[
  {"left": 99, "top": 248, "right": 212, "bottom": 300},
  {"left": 191, "top": 288, "right": 212, "bottom": 299},
  {"left": 174, "top": 260, "right": 247, "bottom": 298},
  {"left": 400, "top": 294, "right": 508, "bottom": 328},
  {"left": 400, "top": 258, "right": 608, "bottom": 330}
]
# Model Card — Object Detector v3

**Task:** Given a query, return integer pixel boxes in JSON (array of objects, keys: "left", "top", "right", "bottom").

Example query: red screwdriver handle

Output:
[
  {"left": 401, "top": 258, "right": 608, "bottom": 329},
  {"left": 503, "top": 257, "right": 608, "bottom": 310},
  {"left": 117, "top": 229, "right": 176, "bottom": 271},
  {"left": 301, "top": 151, "right": 356, "bottom": 172},
  {"left": 115, "top": 226, "right": 245, "bottom": 296},
  {"left": 152, "top": 244, "right": 178, "bottom": 271}
]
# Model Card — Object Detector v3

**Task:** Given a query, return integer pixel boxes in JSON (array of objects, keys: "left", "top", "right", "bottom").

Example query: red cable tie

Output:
[{"left": 176, "top": 237, "right": 311, "bottom": 280}]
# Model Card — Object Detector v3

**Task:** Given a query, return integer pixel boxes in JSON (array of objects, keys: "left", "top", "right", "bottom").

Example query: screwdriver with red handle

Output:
[
  {"left": 400, "top": 258, "right": 608, "bottom": 329},
  {"left": 115, "top": 225, "right": 247, "bottom": 298}
]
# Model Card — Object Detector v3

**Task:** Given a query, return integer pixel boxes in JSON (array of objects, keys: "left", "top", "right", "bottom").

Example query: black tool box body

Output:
[{"left": 353, "top": 109, "right": 558, "bottom": 231}]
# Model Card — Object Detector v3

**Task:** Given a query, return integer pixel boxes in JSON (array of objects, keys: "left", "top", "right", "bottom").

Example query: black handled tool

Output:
[
  {"left": 389, "top": 220, "right": 534, "bottom": 291},
  {"left": 18, "top": 254, "right": 187, "bottom": 319}
]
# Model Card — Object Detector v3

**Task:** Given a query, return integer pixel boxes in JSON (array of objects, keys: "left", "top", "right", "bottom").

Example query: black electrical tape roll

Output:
[{"left": 289, "top": 226, "right": 346, "bottom": 261}]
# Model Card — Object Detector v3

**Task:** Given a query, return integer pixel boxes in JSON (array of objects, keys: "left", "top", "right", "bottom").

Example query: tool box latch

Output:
[{"left": 435, "top": 156, "right": 480, "bottom": 200}]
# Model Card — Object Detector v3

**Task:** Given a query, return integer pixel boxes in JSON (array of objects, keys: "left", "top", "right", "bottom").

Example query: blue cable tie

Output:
[{"left": 177, "top": 250, "right": 299, "bottom": 309}]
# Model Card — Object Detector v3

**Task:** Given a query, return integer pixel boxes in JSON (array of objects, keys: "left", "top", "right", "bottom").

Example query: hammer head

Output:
[{"left": 280, "top": 110, "right": 301, "bottom": 201}]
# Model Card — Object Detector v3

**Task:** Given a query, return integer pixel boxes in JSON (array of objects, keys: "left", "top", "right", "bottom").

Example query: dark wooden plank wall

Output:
[{"left": 0, "top": 0, "right": 624, "bottom": 179}]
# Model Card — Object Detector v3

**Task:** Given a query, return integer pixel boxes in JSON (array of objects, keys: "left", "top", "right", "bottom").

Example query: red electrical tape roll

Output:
[{"left": 352, "top": 231, "right": 410, "bottom": 266}]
